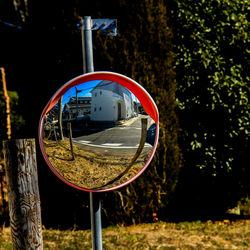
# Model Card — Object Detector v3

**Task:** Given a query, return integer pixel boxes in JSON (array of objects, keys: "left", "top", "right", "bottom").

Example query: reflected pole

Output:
[
  {"left": 75, "top": 87, "right": 79, "bottom": 118},
  {"left": 82, "top": 16, "right": 103, "bottom": 250}
]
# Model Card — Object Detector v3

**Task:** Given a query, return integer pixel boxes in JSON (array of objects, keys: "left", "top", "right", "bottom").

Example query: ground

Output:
[
  {"left": 1, "top": 220, "right": 249, "bottom": 249},
  {"left": 42, "top": 139, "right": 150, "bottom": 190}
]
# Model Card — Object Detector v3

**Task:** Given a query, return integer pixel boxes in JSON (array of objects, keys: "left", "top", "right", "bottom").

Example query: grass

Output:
[
  {"left": 0, "top": 220, "right": 249, "bottom": 249},
  {"left": 43, "top": 138, "right": 150, "bottom": 190}
]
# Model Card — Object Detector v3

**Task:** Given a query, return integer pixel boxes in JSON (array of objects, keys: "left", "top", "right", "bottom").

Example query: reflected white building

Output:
[
  {"left": 63, "top": 97, "right": 91, "bottom": 119},
  {"left": 91, "top": 80, "right": 137, "bottom": 122}
]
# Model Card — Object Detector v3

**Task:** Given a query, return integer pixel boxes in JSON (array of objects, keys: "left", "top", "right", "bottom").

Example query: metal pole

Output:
[
  {"left": 84, "top": 16, "right": 94, "bottom": 72},
  {"left": 75, "top": 87, "right": 79, "bottom": 117},
  {"left": 81, "top": 19, "right": 86, "bottom": 73},
  {"left": 82, "top": 16, "right": 102, "bottom": 250},
  {"left": 90, "top": 192, "right": 102, "bottom": 250}
]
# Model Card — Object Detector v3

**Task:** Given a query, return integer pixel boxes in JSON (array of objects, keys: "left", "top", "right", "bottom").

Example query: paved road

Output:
[{"left": 72, "top": 115, "right": 155, "bottom": 155}]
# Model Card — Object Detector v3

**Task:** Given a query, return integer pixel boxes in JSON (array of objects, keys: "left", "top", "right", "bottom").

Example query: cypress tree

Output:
[{"left": 94, "top": 0, "right": 182, "bottom": 223}]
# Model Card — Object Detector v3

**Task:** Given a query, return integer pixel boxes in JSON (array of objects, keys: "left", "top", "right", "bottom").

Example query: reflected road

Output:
[{"left": 72, "top": 115, "right": 154, "bottom": 155}]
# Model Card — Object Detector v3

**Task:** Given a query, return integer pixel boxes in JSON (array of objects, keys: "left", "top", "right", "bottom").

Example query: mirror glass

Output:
[{"left": 40, "top": 78, "right": 158, "bottom": 191}]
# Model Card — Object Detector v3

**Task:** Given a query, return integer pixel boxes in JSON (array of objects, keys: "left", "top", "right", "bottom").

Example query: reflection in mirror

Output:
[{"left": 41, "top": 80, "right": 156, "bottom": 190}]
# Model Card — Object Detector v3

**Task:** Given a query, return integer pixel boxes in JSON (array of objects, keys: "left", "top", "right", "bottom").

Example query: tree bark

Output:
[{"left": 3, "top": 139, "right": 43, "bottom": 250}]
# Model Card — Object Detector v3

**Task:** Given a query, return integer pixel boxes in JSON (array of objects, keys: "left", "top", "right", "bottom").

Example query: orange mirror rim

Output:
[{"left": 38, "top": 71, "right": 159, "bottom": 192}]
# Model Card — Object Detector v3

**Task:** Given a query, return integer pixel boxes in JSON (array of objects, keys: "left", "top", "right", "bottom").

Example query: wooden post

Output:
[
  {"left": 67, "top": 122, "right": 75, "bottom": 160},
  {"left": 0, "top": 67, "right": 11, "bottom": 140},
  {"left": 3, "top": 139, "right": 43, "bottom": 250}
]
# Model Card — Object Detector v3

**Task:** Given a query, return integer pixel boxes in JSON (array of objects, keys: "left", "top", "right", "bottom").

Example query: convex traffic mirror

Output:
[{"left": 39, "top": 72, "right": 159, "bottom": 192}]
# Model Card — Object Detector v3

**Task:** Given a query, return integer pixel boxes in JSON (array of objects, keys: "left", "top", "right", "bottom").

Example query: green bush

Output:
[{"left": 168, "top": 0, "right": 249, "bottom": 212}]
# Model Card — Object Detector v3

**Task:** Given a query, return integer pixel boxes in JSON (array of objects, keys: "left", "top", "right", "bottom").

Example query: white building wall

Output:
[
  {"left": 123, "top": 91, "right": 134, "bottom": 118},
  {"left": 119, "top": 100, "right": 125, "bottom": 119},
  {"left": 91, "top": 83, "right": 135, "bottom": 122},
  {"left": 91, "top": 89, "right": 118, "bottom": 121}
]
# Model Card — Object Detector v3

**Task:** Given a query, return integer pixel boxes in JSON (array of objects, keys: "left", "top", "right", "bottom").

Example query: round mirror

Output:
[{"left": 39, "top": 72, "right": 159, "bottom": 192}]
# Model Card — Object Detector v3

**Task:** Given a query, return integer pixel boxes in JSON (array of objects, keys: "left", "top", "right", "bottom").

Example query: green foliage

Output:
[
  {"left": 168, "top": 0, "right": 249, "bottom": 209},
  {"left": 94, "top": 0, "right": 182, "bottom": 223},
  {"left": 0, "top": 90, "right": 25, "bottom": 142}
]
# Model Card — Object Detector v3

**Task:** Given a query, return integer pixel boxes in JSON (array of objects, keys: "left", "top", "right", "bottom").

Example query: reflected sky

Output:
[
  {"left": 62, "top": 80, "right": 139, "bottom": 108},
  {"left": 62, "top": 80, "right": 101, "bottom": 107}
]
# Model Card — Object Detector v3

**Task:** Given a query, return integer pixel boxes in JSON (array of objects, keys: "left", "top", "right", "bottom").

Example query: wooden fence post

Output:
[
  {"left": 3, "top": 139, "right": 43, "bottom": 250},
  {"left": 0, "top": 67, "right": 11, "bottom": 140}
]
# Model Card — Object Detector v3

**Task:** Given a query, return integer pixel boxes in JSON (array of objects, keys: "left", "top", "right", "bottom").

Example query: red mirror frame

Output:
[{"left": 38, "top": 71, "right": 159, "bottom": 192}]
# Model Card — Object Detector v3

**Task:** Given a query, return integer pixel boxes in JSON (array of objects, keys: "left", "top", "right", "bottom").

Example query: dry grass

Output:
[
  {"left": 1, "top": 220, "right": 249, "bottom": 249},
  {"left": 43, "top": 139, "right": 151, "bottom": 190}
]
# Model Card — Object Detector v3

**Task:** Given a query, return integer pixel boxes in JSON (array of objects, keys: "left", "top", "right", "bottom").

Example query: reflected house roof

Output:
[
  {"left": 69, "top": 96, "right": 91, "bottom": 104},
  {"left": 63, "top": 96, "right": 91, "bottom": 112},
  {"left": 91, "top": 80, "right": 124, "bottom": 97}
]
